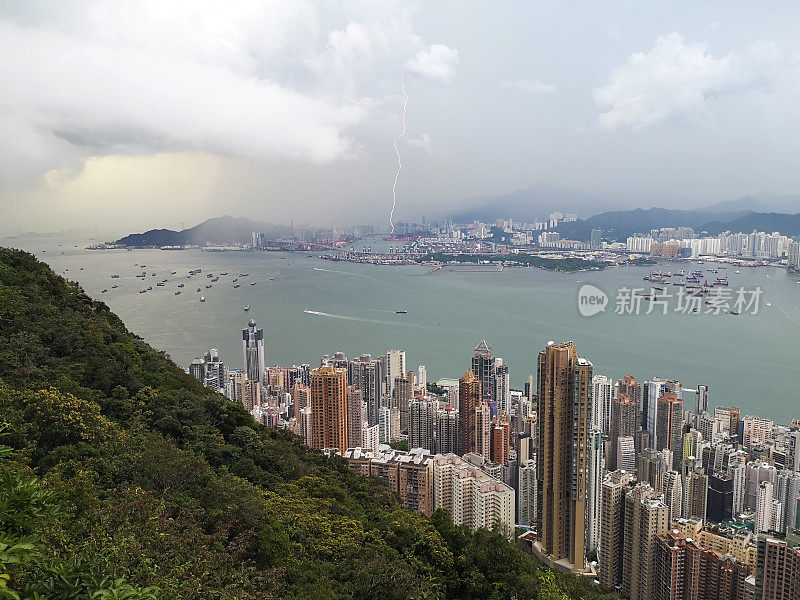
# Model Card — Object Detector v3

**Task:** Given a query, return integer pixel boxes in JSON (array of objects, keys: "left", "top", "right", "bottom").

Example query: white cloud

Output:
[
  {"left": 594, "top": 32, "right": 775, "bottom": 130},
  {"left": 499, "top": 78, "right": 556, "bottom": 94},
  {"left": 405, "top": 44, "right": 459, "bottom": 83},
  {"left": 0, "top": 1, "right": 455, "bottom": 184}
]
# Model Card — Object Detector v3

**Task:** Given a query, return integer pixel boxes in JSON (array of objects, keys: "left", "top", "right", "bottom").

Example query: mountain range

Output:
[
  {"left": 114, "top": 215, "right": 290, "bottom": 247},
  {"left": 448, "top": 185, "right": 800, "bottom": 223}
]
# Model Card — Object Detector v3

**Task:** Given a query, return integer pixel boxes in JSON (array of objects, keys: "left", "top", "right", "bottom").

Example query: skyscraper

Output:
[
  {"left": 385, "top": 349, "right": 406, "bottom": 397},
  {"left": 622, "top": 483, "right": 669, "bottom": 600},
  {"left": 592, "top": 374, "right": 613, "bottom": 433},
  {"left": 242, "top": 319, "right": 265, "bottom": 385},
  {"left": 472, "top": 340, "right": 496, "bottom": 403},
  {"left": 535, "top": 341, "right": 592, "bottom": 574},
  {"left": 586, "top": 428, "right": 605, "bottom": 553},
  {"left": 459, "top": 370, "right": 482, "bottom": 455},
  {"left": 655, "top": 392, "right": 683, "bottom": 455},
  {"left": 518, "top": 458, "right": 537, "bottom": 528},
  {"left": 494, "top": 358, "right": 510, "bottom": 413},
  {"left": 610, "top": 391, "right": 639, "bottom": 470},
  {"left": 695, "top": 384, "right": 710, "bottom": 416},
  {"left": 599, "top": 470, "right": 635, "bottom": 592},
  {"left": 309, "top": 366, "right": 348, "bottom": 452},
  {"left": 347, "top": 354, "right": 383, "bottom": 426}
]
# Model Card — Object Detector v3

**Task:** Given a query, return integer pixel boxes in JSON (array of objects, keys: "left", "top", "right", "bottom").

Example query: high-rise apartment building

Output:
[
  {"left": 394, "top": 371, "right": 414, "bottom": 432},
  {"left": 436, "top": 405, "right": 459, "bottom": 455},
  {"left": 518, "top": 458, "right": 537, "bottom": 528},
  {"left": 490, "top": 418, "right": 510, "bottom": 465},
  {"left": 309, "top": 366, "right": 348, "bottom": 452},
  {"left": 459, "top": 370, "right": 482, "bottom": 455},
  {"left": 494, "top": 358, "right": 510, "bottom": 413},
  {"left": 599, "top": 470, "right": 635, "bottom": 592},
  {"left": 409, "top": 398, "right": 437, "bottom": 452},
  {"left": 385, "top": 349, "right": 406, "bottom": 397},
  {"left": 656, "top": 392, "right": 683, "bottom": 455},
  {"left": 346, "top": 385, "right": 363, "bottom": 450},
  {"left": 592, "top": 374, "right": 613, "bottom": 433},
  {"left": 432, "top": 454, "right": 515, "bottom": 538},
  {"left": 755, "top": 534, "right": 800, "bottom": 599},
  {"left": 611, "top": 392, "right": 639, "bottom": 470},
  {"left": 347, "top": 354, "right": 383, "bottom": 426},
  {"left": 622, "top": 483, "right": 669, "bottom": 600},
  {"left": 696, "top": 384, "right": 710, "bottom": 416},
  {"left": 586, "top": 428, "right": 605, "bottom": 553},
  {"left": 535, "top": 341, "right": 592, "bottom": 574},
  {"left": 653, "top": 530, "right": 751, "bottom": 600},
  {"left": 242, "top": 319, "right": 265, "bottom": 385}
]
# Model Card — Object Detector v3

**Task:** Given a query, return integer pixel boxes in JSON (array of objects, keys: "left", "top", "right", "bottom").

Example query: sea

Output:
[{"left": 6, "top": 233, "right": 800, "bottom": 424}]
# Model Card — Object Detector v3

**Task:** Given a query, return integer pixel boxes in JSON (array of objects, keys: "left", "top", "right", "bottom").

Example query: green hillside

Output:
[{"left": 0, "top": 248, "right": 611, "bottom": 600}]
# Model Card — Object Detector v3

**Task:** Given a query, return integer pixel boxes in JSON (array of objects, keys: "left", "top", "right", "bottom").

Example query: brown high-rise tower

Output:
[
  {"left": 459, "top": 370, "right": 482, "bottom": 455},
  {"left": 310, "top": 366, "right": 349, "bottom": 452},
  {"left": 535, "top": 341, "right": 592, "bottom": 573}
]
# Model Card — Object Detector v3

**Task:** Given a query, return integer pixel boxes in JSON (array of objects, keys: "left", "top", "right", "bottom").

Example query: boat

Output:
[
  {"left": 233, "top": 284, "right": 240, "bottom": 288},
  {"left": 250, "top": 282, "right": 256, "bottom": 286},
  {"left": 396, "top": 310, "right": 408, "bottom": 314},
  {"left": 211, "top": 277, "right": 219, "bottom": 282},
  {"left": 156, "top": 282, "right": 164, "bottom": 287},
  {"left": 171, "top": 271, "right": 176, "bottom": 274},
  {"left": 206, "top": 284, "right": 212, "bottom": 289},
  {"left": 178, "top": 283, "right": 184, "bottom": 288},
  {"left": 111, "top": 274, "right": 120, "bottom": 278},
  {"left": 240, "top": 273, "right": 249, "bottom": 277},
  {"left": 139, "top": 289, "right": 147, "bottom": 294},
  {"left": 735, "top": 270, "right": 740, "bottom": 274},
  {"left": 243, "top": 305, "right": 250, "bottom": 311},
  {"left": 220, "top": 272, "right": 228, "bottom": 275},
  {"left": 207, "top": 273, "right": 213, "bottom": 278},
  {"left": 147, "top": 286, "right": 152, "bottom": 290},
  {"left": 175, "top": 291, "right": 181, "bottom": 295},
  {"left": 196, "top": 288, "right": 201, "bottom": 292},
  {"left": 269, "top": 278, "right": 274, "bottom": 281},
  {"left": 111, "top": 285, "right": 118, "bottom": 289},
  {"left": 200, "top": 296, "right": 205, "bottom": 302},
  {"left": 101, "top": 289, "right": 107, "bottom": 293}
]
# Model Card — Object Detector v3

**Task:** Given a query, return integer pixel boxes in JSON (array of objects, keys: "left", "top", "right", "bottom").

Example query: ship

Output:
[
  {"left": 396, "top": 310, "right": 408, "bottom": 314},
  {"left": 111, "top": 285, "right": 118, "bottom": 289},
  {"left": 243, "top": 305, "right": 251, "bottom": 311},
  {"left": 178, "top": 283, "right": 184, "bottom": 288},
  {"left": 175, "top": 291, "right": 181, "bottom": 295},
  {"left": 101, "top": 289, "right": 107, "bottom": 293},
  {"left": 200, "top": 296, "right": 205, "bottom": 302},
  {"left": 110, "top": 274, "right": 120, "bottom": 279},
  {"left": 206, "top": 284, "right": 212, "bottom": 289},
  {"left": 233, "top": 284, "right": 240, "bottom": 288},
  {"left": 250, "top": 282, "right": 256, "bottom": 286}
]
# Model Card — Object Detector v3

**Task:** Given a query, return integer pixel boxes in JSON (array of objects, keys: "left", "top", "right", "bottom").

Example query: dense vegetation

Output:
[
  {"left": 418, "top": 252, "right": 612, "bottom": 272},
  {"left": 0, "top": 248, "right": 614, "bottom": 600}
]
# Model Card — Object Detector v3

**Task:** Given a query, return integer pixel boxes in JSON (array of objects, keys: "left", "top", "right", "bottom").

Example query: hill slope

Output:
[
  {"left": 0, "top": 248, "right": 611, "bottom": 600},
  {"left": 114, "top": 215, "right": 290, "bottom": 247}
]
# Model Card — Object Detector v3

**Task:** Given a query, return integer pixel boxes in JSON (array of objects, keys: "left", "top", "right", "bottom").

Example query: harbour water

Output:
[{"left": 8, "top": 234, "right": 800, "bottom": 423}]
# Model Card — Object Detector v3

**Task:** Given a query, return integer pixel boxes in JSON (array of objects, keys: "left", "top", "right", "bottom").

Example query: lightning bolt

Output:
[{"left": 390, "top": 73, "right": 408, "bottom": 234}]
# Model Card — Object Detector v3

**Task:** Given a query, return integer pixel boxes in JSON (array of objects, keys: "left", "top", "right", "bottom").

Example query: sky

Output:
[{"left": 1, "top": 0, "right": 800, "bottom": 235}]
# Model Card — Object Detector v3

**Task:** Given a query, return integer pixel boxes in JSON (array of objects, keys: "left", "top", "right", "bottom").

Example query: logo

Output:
[{"left": 578, "top": 284, "right": 608, "bottom": 317}]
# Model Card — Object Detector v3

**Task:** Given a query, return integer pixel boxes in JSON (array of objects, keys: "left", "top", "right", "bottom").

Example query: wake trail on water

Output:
[{"left": 303, "top": 309, "right": 435, "bottom": 330}]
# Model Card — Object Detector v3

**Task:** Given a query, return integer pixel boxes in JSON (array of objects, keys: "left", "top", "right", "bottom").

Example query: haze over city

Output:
[{"left": 3, "top": 0, "right": 800, "bottom": 235}]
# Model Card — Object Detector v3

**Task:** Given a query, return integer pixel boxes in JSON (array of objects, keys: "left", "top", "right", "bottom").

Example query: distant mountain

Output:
[
  {"left": 554, "top": 207, "right": 750, "bottom": 241},
  {"left": 552, "top": 208, "right": 800, "bottom": 242},
  {"left": 115, "top": 216, "right": 291, "bottom": 247},
  {"left": 703, "top": 193, "right": 800, "bottom": 214},
  {"left": 697, "top": 212, "right": 800, "bottom": 237},
  {"left": 449, "top": 184, "right": 633, "bottom": 223}
]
